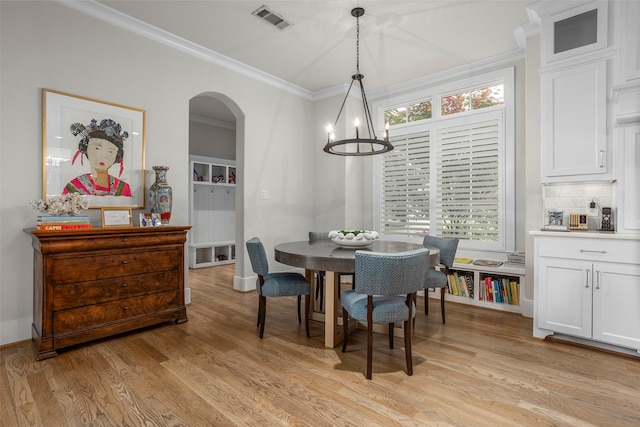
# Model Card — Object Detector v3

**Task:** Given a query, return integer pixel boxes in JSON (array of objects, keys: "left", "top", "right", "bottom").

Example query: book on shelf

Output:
[
  {"left": 37, "top": 223, "right": 93, "bottom": 231},
  {"left": 479, "top": 275, "right": 519, "bottom": 305},
  {"left": 454, "top": 257, "right": 473, "bottom": 264},
  {"left": 446, "top": 272, "right": 473, "bottom": 298},
  {"left": 473, "top": 259, "right": 503, "bottom": 267},
  {"left": 37, "top": 215, "right": 91, "bottom": 225},
  {"left": 505, "top": 251, "right": 525, "bottom": 267}
]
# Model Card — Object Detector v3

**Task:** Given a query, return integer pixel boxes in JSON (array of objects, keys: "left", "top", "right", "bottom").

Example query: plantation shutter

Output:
[
  {"left": 380, "top": 131, "right": 430, "bottom": 235},
  {"left": 433, "top": 116, "right": 502, "bottom": 242}
]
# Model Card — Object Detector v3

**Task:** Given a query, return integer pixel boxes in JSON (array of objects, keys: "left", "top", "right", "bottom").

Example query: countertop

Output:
[{"left": 529, "top": 229, "right": 640, "bottom": 240}]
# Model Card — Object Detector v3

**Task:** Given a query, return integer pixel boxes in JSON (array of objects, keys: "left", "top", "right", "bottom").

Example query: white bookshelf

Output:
[{"left": 189, "top": 156, "right": 236, "bottom": 268}]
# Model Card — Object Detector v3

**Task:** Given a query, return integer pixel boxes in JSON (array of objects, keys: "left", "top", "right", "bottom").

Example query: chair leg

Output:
[
  {"left": 258, "top": 296, "right": 267, "bottom": 339},
  {"left": 424, "top": 288, "right": 429, "bottom": 315},
  {"left": 341, "top": 307, "right": 349, "bottom": 353},
  {"left": 297, "top": 295, "right": 302, "bottom": 323},
  {"left": 440, "top": 288, "right": 446, "bottom": 324},
  {"left": 388, "top": 323, "right": 394, "bottom": 349},
  {"left": 304, "top": 294, "right": 311, "bottom": 338},
  {"left": 366, "top": 295, "right": 373, "bottom": 380},
  {"left": 405, "top": 293, "right": 415, "bottom": 376},
  {"left": 404, "top": 318, "right": 413, "bottom": 376}
]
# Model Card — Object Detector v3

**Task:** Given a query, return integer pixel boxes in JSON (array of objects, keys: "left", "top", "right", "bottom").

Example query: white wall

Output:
[{"left": 0, "top": 1, "right": 314, "bottom": 345}]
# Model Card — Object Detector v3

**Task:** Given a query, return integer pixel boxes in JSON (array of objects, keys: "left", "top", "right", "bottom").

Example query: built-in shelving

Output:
[
  {"left": 189, "top": 156, "right": 236, "bottom": 268},
  {"left": 431, "top": 262, "right": 526, "bottom": 315}
]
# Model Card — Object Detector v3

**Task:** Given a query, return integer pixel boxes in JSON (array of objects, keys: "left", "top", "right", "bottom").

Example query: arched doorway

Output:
[{"left": 188, "top": 93, "right": 245, "bottom": 286}]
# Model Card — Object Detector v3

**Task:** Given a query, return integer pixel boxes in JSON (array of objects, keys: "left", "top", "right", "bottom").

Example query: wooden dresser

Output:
[{"left": 30, "top": 226, "right": 190, "bottom": 360}]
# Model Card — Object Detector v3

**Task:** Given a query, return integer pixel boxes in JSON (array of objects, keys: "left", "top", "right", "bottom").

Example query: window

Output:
[
  {"left": 384, "top": 101, "right": 432, "bottom": 126},
  {"left": 375, "top": 68, "right": 514, "bottom": 252}
]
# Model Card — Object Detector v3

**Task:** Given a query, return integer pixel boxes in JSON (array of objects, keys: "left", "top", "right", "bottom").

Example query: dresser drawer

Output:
[
  {"left": 537, "top": 236, "right": 640, "bottom": 264},
  {"left": 49, "top": 247, "right": 182, "bottom": 284},
  {"left": 53, "top": 290, "right": 181, "bottom": 334},
  {"left": 52, "top": 269, "right": 180, "bottom": 310}
]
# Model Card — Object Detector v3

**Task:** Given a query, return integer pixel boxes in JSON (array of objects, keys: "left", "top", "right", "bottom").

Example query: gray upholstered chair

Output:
[
  {"left": 422, "top": 235, "right": 459, "bottom": 324},
  {"left": 246, "top": 237, "right": 311, "bottom": 339},
  {"left": 308, "top": 231, "right": 354, "bottom": 311},
  {"left": 341, "top": 248, "right": 429, "bottom": 379}
]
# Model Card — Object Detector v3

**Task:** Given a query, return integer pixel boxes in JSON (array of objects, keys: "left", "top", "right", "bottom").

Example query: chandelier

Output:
[{"left": 323, "top": 7, "right": 394, "bottom": 156}]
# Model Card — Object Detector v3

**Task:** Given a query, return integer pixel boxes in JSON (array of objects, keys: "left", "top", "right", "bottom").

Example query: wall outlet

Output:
[
  {"left": 261, "top": 190, "right": 269, "bottom": 200},
  {"left": 587, "top": 201, "right": 598, "bottom": 217}
]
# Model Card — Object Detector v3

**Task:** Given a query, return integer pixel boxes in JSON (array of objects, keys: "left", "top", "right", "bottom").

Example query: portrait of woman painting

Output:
[{"left": 43, "top": 89, "right": 145, "bottom": 209}]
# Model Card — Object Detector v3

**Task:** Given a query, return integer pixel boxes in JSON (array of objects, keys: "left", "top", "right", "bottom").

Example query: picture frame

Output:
[
  {"left": 139, "top": 212, "right": 162, "bottom": 227},
  {"left": 42, "top": 89, "right": 146, "bottom": 209},
  {"left": 101, "top": 207, "right": 133, "bottom": 227}
]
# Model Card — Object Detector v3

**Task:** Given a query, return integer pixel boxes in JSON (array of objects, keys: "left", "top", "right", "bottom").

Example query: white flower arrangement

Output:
[
  {"left": 328, "top": 230, "right": 379, "bottom": 247},
  {"left": 30, "top": 193, "right": 89, "bottom": 216},
  {"left": 329, "top": 230, "right": 379, "bottom": 241}
]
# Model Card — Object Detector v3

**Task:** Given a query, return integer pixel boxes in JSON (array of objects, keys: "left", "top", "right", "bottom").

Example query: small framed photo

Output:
[
  {"left": 139, "top": 212, "right": 162, "bottom": 227},
  {"left": 101, "top": 207, "right": 133, "bottom": 227}
]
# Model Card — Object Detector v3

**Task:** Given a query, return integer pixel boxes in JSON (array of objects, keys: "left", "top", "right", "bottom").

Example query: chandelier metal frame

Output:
[{"left": 323, "top": 7, "right": 394, "bottom": 156}]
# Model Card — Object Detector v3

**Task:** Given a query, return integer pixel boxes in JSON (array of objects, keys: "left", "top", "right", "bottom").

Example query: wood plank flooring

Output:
[{"left": 1, "top": 264, "right": 639, "bottom": 426}]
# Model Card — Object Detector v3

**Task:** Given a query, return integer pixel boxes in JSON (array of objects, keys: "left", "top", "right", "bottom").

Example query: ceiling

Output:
[{"left": 96, "top": 0, "right": 533, "bottom": 120}]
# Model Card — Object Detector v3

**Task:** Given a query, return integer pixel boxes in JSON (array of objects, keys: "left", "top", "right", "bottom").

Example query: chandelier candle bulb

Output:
[{"left": 355, "top": 118, "right": 360, "bottom": 139}]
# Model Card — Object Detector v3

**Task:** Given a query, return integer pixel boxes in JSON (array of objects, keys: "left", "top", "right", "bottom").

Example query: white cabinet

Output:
[
  {"left": 537, "top": 0, "right": 608, "bottom": 66},
  {"left": 540, "top": 59, "right": 610, "bottom": 182},
  {"left": 617, "top": 0, "right": 640, "bottom": 83},
  {"left": 616, "top": 124, "right": 640, "bottom": 233},
  {"left": 534, "top": 234, "right": 640, "bottom": 352},
  {"left": 189, "top": 157, "right": 236, "bottom": 268}
]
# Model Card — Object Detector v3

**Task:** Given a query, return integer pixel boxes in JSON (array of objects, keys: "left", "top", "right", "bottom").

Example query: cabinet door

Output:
[
  {"left": 537, "top": 257, "right": 592, "bottom": 338},
  {"left": 541, "top": 60, "right": 609, "bottom": 182},
  {"left": 618, "top": 0, "right": 640, "bottom": 82},
  {"left": 617, "top": 125, "right": 640, "bottom": 233},
  {"left": 592, "top": 262, "right": 640, "bottom": 350}
]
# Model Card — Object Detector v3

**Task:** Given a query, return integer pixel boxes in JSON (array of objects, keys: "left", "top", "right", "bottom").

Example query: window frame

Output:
[{"left": 373, "top": 67, "right": 515, "bottom": 252}]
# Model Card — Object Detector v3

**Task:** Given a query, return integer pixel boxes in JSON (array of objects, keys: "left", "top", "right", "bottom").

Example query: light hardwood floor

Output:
[{"left": 2, "top": 264, "right": 639, "bottom": 426}]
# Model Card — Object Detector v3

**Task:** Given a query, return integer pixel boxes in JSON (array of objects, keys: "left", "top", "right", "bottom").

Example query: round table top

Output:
[{"left": 274, "top": 240, "right": 440, "bottom": 273}]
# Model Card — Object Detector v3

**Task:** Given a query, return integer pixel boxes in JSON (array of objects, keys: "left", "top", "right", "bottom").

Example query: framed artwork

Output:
[
  {"left": 42, "top": 89, "right": 146, "bottom": 209},
  {"left": 101, "top": 207, "right": 133, "bottom": 227}
]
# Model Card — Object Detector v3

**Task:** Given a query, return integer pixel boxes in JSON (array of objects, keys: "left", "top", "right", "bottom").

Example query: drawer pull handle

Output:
[
  {"left": 122, "top": 260, "right": 129, "bottom": 265},
  {"left": 122, "top": 306, "right": 129, "bottom": 311},
  {"left": 121, "top": 238, "right": 129, "bottom": 243},
  {"left": 579, "top": 249, "right": 607, "bottom": 254},
  {"left": 121, "top": 283, "right": 128, "bottom": 288}
]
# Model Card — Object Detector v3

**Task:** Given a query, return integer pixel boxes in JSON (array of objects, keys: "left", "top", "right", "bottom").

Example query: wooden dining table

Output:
[{"left": 274, "top": 240, "right": 440, "bottom": 348}]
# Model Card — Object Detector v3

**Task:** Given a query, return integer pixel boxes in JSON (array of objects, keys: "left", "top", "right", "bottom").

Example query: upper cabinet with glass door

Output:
[{"left": 535, "top": 0, "right": 609, "bottom": 66}]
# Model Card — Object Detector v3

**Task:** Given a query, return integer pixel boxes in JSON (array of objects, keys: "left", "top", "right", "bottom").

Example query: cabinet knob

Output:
[
  {"left": 122, "top": 306, "right": 129, "bottom": 311},
  {"left": 121, "top": 283, "right": 128, "bottom": 287},
  {"left": 121, "top": 260, "right": 129, "bottom": 265}
]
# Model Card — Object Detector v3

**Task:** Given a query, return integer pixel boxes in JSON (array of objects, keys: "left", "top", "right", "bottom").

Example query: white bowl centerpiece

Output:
[{"left": 328, "top": 230, "right": 379, "bottom": 248}]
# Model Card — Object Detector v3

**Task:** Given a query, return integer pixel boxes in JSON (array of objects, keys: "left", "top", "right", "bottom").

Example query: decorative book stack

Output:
[{"left": 36, "top": 215, "right": 92, "bottom": 230}]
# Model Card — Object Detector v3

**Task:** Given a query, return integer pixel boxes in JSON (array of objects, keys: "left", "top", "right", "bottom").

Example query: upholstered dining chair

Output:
[
  {"left": 308, "top": 231, "right": 354, "bottom": 311},
  {"left": 246, "top": 237, "right": 311, "bottom": 339},
  {"left": 423, "top": 235, "right": 459, "bottom": 324},
  {"left": 341, "top": 248, "right": 429, "bottom": 380}
]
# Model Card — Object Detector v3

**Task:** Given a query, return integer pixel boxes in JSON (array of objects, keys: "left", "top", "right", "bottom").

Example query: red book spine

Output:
[{"left": 37, "top": 224, "right": 93, "bottom": 231}]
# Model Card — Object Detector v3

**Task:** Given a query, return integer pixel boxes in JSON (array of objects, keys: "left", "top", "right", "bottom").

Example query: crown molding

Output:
[{"left": 55, "top": 0, "right": 313, "bottom": 100}]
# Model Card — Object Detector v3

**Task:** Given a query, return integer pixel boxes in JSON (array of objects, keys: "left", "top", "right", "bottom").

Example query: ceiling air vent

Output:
[{"left": 252, "top": 5, "right": 291, "bottom": 30}]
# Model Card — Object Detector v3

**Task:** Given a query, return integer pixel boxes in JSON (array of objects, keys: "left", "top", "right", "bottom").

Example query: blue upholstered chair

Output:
[
  {"left": 423, "top": 235, "right": 459, "bottom": 324},
  {"left": 341, "top": 248, "right": 429, "bottom": 380},
  {"left": 308, "top": 231, "right": 354, "bottom": 311},
  {"left": 246, "top": 237, "right": 311, "bottom": 339}
]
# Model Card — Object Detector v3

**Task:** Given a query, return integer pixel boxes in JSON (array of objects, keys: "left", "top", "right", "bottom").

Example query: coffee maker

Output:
[{"left": 600, "top": 207, "right": 614, "bottom": 231}]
